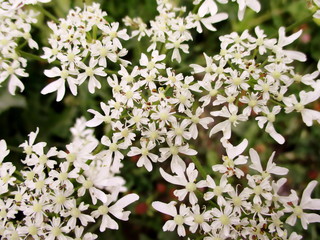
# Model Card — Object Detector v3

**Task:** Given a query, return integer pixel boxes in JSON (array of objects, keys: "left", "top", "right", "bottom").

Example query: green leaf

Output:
[{"left": 0, "top": 91, "right": 26, "bottom": 114}]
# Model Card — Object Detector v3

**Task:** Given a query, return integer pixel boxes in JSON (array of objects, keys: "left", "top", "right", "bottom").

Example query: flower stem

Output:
[
  {"left": 17, "top": 50, "right": 46, "bottom": 62},
  {"left": 190, "top": 155, "right": 207, "bottom": 180},
  {"left": 285, "top": 14, "right": 314, "bottom": 33},
  {"left": 33, "top": 5, "right": 59, "bottom": 23},
  {"left": 8, "top": 145, "right": 22, "bottom": 153}
]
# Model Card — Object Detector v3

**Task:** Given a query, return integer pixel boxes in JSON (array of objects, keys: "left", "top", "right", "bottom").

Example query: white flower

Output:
[
  {"left": 210, "top": 204, "right": 240, "bottom": 237},
  {"left": 86, "top": 102, "right": 118, "bottom": 127},
  {"left": 249, "top": 148, "right": 288, "bottom": 177},
  {"left": 189, "top": 204, "right": 212, "bottom": 233},
  {"left": 275, "top": 27, "right": 306, "bottom": 62},
  {"left": 41, "top": 66, "right": 78, "bottom": 102},
  {"left": 166, "top": 119, "right": 191, "bottom": 145},
  {"left": 284, "top": 88, "right": 320, "bottom": 126},
  {"left": 201, "top": 175, "right": 233, "bottom": 205},
  {"left": 285, "top": 180, "right": 320, "bottom": 229},
  {"left": 127, "top": 140, "right": 158, "bottom": 172},
  {"left": 198, "top": 0, "right": 218, "bottom": 17},
  {"left": 45, "top": 217, "right": 71, "bottom": 240},
  {"left": 255, "top": 106, "right": 285, "bottom": 144},
  {"left": 77, "top": 57, "right": 107, "bottom": 93},
  {"left": 152, "top": 201, "right": 192, "bottom": 237},
  {"left": 101, "top": 135, "right": 127, "bottom": 172},
  {"left": 92, "top": 193, "right": 139, "bottom": 231},
  {"left": 76, "top": 174, "right": 108, "bottom": 205},
  {"left": 236, "top": 0, "right": 261, "bottom": 21},
  {"left": 165, "top": 34, "right": 189, "bottom": 63},
  {"left": 139, "top": 50, "right": 166, "bottom": 72},
  {"left": 212, "top": 139, "right": 248, "bottom": 178},
  {"left": 210, "top": 104, "right": 248, "bottom": 139},
  {"left": 0, "top": 140, "right": 9, "bottom": 164},
  {"left": 0, "top": 60, "right": 28, "bottom": 94},
  {"left": 159, "top": 141, "right": 197, "bottom": 174},
  {"left": 74, "top": 226, "right": 97, "bottom": 240},
  {"left": 160, "top": 163, "right": 201, "bottom": 205},
  {"left": 64, "top": 201, "right": 94, "bottom": 229},
  {"left": 247, "top": 175, "right": 272, "bottom": 204},
  {"left": 185, "top": 107, "right": 214, "bottom": 139}
]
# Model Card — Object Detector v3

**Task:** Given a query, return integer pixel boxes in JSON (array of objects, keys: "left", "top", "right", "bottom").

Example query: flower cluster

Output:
[
  {"left": 152, "top": 139, "right": 320, "bottom": 239},
  {"left": 194, "top": 0, "right": 261, "bottom": 21},
  {"left": 123, "top": 0, "right": 228, "bottom": 63},
  {"left": 0, "top": 0, "right": 50, "bottom": 95},
  {"left": 192, "top": 26, "right": 320, "bottom": 144},
  {"left": 41, "top": 3, "right": 130, "bottom": 101},
  {"left": 0, "top": 118, "right": 138, "bottom": 239},
  {"left": 2, "top": 0, "right": 317, "bottom": 239},
  {"left": 311, "top": 0, "right": 320, "bottom": 19}
]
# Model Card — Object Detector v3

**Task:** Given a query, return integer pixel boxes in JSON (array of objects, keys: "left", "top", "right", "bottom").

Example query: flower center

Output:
[
  {"left": 71, "top": 208, "right": 81, "bottom": 218},
  {"left": 209, "top": 89, "right": 218, "bottom": 97},
  {"left": 229, "top": 114, "right": 238, "bottom": 123},
  {"left": 126, "top": 90, "right": 133, "bottom": 99},
  {"left": 267, "top": 113, "right": 275, "bottom": 123},
  {"left": 35, "top": 180, "right": 45, "bottom": 190},
  {"left": 60, "top": 70, "right": 69, "bottom": 79},
  {"left": 194, "top": 214, "right": 204, "bottom": 224},
  {"left": 233, "top": 77, "right": 243, "bottom": 86},
  {"left": 28, "top": 225, "right": 37, "bottom": 235},
  {"left": 66, "top": 153, "right": 76, "bottom": 162},
  {"left": 39, "top": 155, "right": 48, "bottom": 164},
  {"left": 159, "top": 112, "right": 169, "bottom": 121},
  {"left": 85, "top": 67, "right": 94, "bottom": 77},
  {"left": 170, "top": 146, "right": 179, "bottom": 155},
  {"left": 191, "top": 116, "right": 200, "bottom": 124},
  {"left": 33, "top": 203, "right": 43, "bottom": 213},
  {"left": 52, "top": 226, "right": 62, "bottom": 237},
  {"left": 219, "top": 214, "right": 230, "bottom": 225},
  {"left": 186, "top": 182, "right": 196, "bottom": 192},
  {"left": 214, "top": 186, "right": 222, "bottom": 196},
  {"left": 98, "top": 205, "right": 109, "bottom": 215},
  {"left": 58, "top": 172, "right": 68, "bottom": 181},
  {"left": 56, "top": 195, "right": 66, "bottom": 204},
  {"left": 174, "top": 127, "right": 183, "bottom": 136},
  {"left": 232, "top": 196, "right": 242, "bottom": 207},
  {"left": 293, "top": 206, "right": 303, "bottom": 217},
  {"left": 83, "top": 180, "right": 93, "bottom": 189},
  {"left": 109, "top": 143, "right": 118, "bottom": 152},
  {"left": 141, "top": 147, "right": 149, "bottom": 156},
  {"left": 294, "top": 103, "right": 304, "bottom": 112},
  {"left": 174, "top": 215, "right": 184, "bottom": 225},
  {"left": 253, "top": 185, "right": 263, "bottom": 195}
]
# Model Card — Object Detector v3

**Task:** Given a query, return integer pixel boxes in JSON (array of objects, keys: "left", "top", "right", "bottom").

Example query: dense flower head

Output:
[
  {"left": 192, "top": 26, "right": 320, "bottom": 144},
  {"left": 1, "top": 0, "right": 320, "bottom": 239},
  {"left": 152, "top": 145, "right": 320, "bottom": 239},
  {"left": 0, "top": 118, "right": 138, "bottom": 239},
  {"left": 0, "top": 0, "right": 51, "bottom": 95},
  {"left": 41, "top": 3, "right": 130, "bottom": 101}
]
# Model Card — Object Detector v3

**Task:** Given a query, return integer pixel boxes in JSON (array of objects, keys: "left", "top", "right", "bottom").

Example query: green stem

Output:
[
  {"left": 174, "top": 114, "right": 189, "bottom": 119},
  {"left": 7, "top": 146, "right": 22, "bottom": 153},
  {"left": 34, "top": 5, "right": 59, "bottom": 23},
  {"left": 92, "top": 25, "right": 98, "bottom": 40},
  {"left": 269, "top": 98, "right": 286, "bottom": 108},
  {"left": 285, "top": 14, "right": 314, "bottom": 33},
  {"left": 105, "top": 69, "right": 118, "bottom": 75},
  {"left": 227, "top": 60, "right": 236, "bottom": 70},
  {"left": 190, "top": 155, "right": 207, "bottom": 180},
  {"left": 192, "top": 0, "right": 203, "bottom": 14},
  {"left": 17, "top": 50, "right": 46, "bottom": 62}
]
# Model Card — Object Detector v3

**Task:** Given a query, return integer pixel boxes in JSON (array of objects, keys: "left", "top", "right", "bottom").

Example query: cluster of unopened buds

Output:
[{"left": 0, "top": 0, "right": 320, "bottom": 239}]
